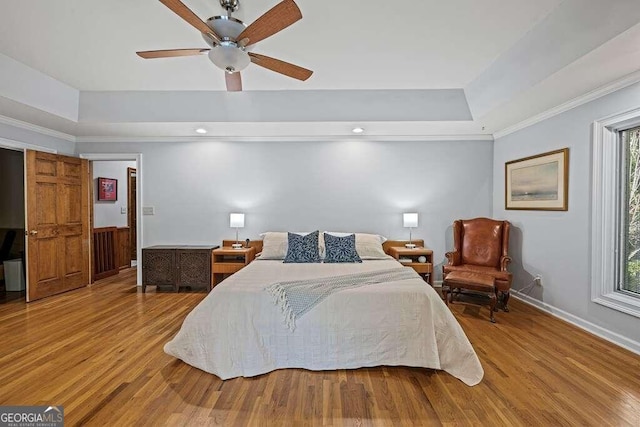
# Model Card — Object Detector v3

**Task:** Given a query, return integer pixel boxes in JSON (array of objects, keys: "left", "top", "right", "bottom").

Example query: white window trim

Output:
[{"left": 592, "top": 107, "right": 640, "bottom": 318}]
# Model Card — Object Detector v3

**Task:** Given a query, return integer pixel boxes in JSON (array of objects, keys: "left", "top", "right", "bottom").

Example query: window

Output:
[
  {"left": 621, "top": 126, "right": 640, "bottom": 295},
  {"left": 592, "top": 108, "right": 640, "bottom": 318}
]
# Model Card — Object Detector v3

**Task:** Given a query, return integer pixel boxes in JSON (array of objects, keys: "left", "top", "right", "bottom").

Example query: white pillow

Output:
[
  {"left": 355, "top": 233, "right": 389, "bottom": 259},
  {"left": 259, "top": 231, "right": 314, "bottom": 237},
  {"left": 324, "top": 231, "right": 387, "bottom": 243},
  {"left": 324, "top": 232, "right": 388, "bottom": 259},
  {"left": 259, "top": 232, "right": 289, "bottom": 259},
  {"left": 259, "top": 231, "right": 326, "bottom": 259}
]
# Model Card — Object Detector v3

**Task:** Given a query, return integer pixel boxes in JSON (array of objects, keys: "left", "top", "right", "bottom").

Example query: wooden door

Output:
[
  {"left": 26, "top": 151, "right": 90, "bottom": 301},
  {"left": 127, "top": 167, "right": 136, "bottom": 260}
]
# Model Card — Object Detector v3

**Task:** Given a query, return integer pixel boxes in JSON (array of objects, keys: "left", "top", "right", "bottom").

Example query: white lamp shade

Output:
[
  {"left": 230, "top": 213, "right": 245, "bottom": 228},
  {"left": 403, "top": 213, "right": 418, "bottom": 228}
]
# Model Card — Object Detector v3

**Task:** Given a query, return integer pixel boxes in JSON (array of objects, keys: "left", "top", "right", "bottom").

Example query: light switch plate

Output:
[
  {"left": 142, "top": 206, "right": 155, "bottom": 215},
  {"left": 121, "top": 207, "right": 127, "bottom": 214}
]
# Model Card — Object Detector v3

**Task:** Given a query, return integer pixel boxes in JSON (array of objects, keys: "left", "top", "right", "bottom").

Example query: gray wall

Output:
[
  {"left": 77, "top": 139, "right": 494, "bottom": 278},
  {"left": 92, "top": 160, "right": 136, "bottom": 228},
  {"left": 0, "top": 148, "right": 24, "bottom": 228},
  {"left": 493, "top": 81, "right": 640, "bottom": 345}
]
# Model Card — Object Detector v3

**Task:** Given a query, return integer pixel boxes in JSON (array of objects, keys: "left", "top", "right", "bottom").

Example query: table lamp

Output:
[
  {"left": 403, "top": 213, "right": 418, "bottom": 248},
  {"left": 229, "top": 213, "right": 245, "bottom": 249}
]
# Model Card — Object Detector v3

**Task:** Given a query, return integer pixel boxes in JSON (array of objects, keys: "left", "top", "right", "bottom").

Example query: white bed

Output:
[{"left": 164, "top": 258, "right": 484, "bottom": 386}]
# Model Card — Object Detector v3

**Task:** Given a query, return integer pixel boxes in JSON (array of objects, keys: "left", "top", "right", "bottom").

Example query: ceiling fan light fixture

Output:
[{"left": 208, "top": 42, "right": 250, "bottom": 72}]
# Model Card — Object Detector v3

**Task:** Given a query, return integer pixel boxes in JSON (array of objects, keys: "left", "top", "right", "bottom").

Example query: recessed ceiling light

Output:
[
  {"left": 352, "top": 127, "right": 364, "bottom": 134},
  {"left": 195, "top": 128, "right": 207, "bottom": 134}
]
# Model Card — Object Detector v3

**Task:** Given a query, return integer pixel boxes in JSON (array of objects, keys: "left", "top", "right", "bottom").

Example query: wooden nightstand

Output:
[
  {"left": 212, "top": 246, "right": 256, "bottom": 287},
  {"left": 388, "top": 246, "right": 434, "bottom": 285}
]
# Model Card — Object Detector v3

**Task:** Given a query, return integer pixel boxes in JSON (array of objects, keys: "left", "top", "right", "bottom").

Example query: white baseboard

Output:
[{"left": 511, "top": 290, "right": 640, "bottom": 356}]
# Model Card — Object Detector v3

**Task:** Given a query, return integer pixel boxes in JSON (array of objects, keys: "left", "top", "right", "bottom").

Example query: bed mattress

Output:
[{"left": 164, "top": 259, "right": 484, "bottom": 386}]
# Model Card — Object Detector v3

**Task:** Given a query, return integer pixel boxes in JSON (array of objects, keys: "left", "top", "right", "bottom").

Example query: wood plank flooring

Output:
[{"left": 0, "top": 269, "right": 639, "bottom": 426}]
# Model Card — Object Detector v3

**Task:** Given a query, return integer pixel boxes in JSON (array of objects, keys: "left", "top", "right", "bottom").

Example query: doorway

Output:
[
  {"left": 91, "top": 160, "right": 138, "bottom": 281},
  {"left": 81, "top": 153, "right": 143, "bottom": 287},
  {"left": 0, "top": 148, "right": 26, "bottom": 303}
]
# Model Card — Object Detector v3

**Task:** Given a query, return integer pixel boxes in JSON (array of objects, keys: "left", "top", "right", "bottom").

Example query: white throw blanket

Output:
[{"left": 266, "top": 268, "right": 418, "bottom": 331}]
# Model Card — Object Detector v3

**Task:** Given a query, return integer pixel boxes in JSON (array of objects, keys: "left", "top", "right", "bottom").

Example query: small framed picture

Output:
[
  {"left": 505, "top": 148, "right": 569, "bottom": 211},
  {"left": 98, "top": 177, "right": 117, "bottom": 201}
]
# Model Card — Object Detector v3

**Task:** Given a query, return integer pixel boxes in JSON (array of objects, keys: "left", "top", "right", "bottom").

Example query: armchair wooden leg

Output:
[
  {"left": 501, "top": 290, "right": 510, "bottom": 312},
  {"left": 489, "top": 291, "right": 497, "bottom": 323},
  {"left": 442, "top": 285, "right": 449, "bottom": 305}
]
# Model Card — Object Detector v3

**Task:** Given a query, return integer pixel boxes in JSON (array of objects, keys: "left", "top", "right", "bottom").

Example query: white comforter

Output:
[{"left": 164, "top": 259, "right": 484, "bottom": 386}]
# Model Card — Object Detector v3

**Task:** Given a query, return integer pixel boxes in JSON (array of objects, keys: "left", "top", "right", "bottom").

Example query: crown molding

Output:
[
  {"left": 0, "top": 136, "right": 57, "bottom": 153},
  {"left": 0, "top": 113, "right": 76, "bottom": 142},
  {"left": 75, "top": 134, "right": 493, "bottom": 143},
  {"left": 0, "top": 106, "right": 493, "bottom": 143},
  {"left": 493, "top": 69, "right": 640, "bottom": 139}
]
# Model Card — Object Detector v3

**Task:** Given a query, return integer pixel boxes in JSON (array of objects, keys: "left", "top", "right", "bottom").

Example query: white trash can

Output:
[{"left": 3, "top": 259, "right": 25, "bottom": 291}]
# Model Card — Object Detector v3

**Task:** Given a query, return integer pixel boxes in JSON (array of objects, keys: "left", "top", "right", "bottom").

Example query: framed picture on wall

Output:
[
  {"left": 505, "top": 148, "right": 569, "bottom": 211},
  {"left": 98, "top": 177, "right": 117, "bottom": 201}
]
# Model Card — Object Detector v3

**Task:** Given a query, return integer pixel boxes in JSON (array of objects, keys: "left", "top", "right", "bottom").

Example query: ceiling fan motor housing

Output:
[{"left": 204, "top": 15, "right": 246, "bottom": 42}]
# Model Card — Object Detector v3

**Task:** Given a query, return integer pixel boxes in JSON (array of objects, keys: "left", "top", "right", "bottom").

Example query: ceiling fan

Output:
[{"left": 137, "top": 0, "right": 313, "bottom": 91}]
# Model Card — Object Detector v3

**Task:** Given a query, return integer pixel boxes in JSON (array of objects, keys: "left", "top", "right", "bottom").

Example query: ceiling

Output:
[
  {"left": 0, "top": 0, "right": 639, "bottom": 141},
  {"left": 0, "top": 0, "right": 561, "bottom": 91}
]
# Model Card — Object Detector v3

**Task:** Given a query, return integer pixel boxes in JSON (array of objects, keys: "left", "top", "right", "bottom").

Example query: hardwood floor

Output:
[{"left": 0, "top": 269, "right": 639, "bottom": 426}]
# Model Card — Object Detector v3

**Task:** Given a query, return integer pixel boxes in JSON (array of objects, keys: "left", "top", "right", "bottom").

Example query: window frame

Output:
[{"left": 592, "top": 107, "right": 640, "bottom": 318}]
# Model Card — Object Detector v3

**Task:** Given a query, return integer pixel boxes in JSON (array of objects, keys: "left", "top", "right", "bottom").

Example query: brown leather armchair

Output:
[{"left": 443, "top": 218, "right": 513, "bottom": 311}]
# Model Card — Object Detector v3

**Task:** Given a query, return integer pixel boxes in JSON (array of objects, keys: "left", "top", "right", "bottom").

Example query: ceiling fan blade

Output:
[
  {"left": 249, "top": 53, "right": 312, "bottom": 81},
  {"left": 237, "top": 0, "right": 302, "bottom": 47},
  {"left": 225, "top": 72, "right": 242, "bottom": 92},
  {"left": 136, "top": 48, "right": 210, "bottom": 59},
  {"left": 159, "top": 0, "right": 221, "bottom": 43}
]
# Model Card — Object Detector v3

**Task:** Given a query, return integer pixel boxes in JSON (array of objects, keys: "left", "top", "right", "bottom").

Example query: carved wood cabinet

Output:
[{"left": 142, "top": 245, "right": 218, "bottom": 293}]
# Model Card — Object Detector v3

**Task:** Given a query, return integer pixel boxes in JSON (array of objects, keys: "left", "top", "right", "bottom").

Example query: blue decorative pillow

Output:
[
  {"left": 323, "top": 233, "right": 362, "bottom": 263},
  {"left": 283, "top": 231, "right": 321, "bottom": 263}
]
